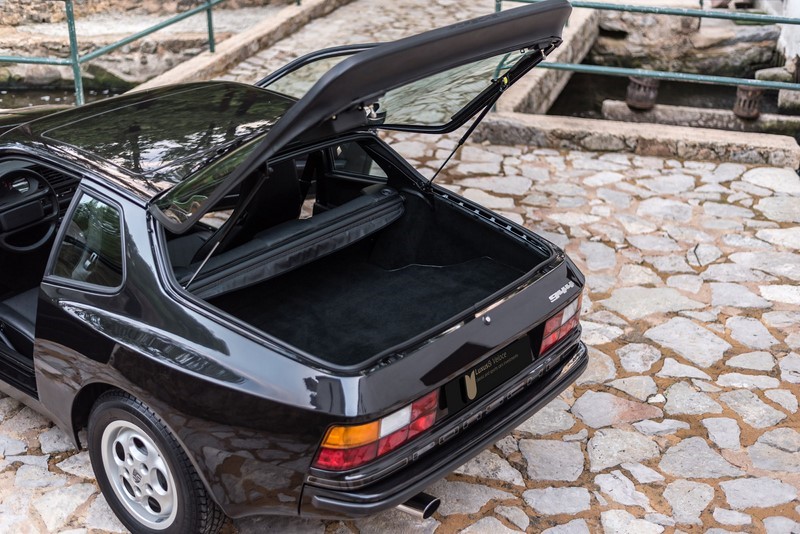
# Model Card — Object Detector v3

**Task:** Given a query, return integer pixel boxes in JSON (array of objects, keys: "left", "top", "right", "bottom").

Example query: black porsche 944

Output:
[{"left": 0, "top": 1, "right": 586, "bottom": 532}]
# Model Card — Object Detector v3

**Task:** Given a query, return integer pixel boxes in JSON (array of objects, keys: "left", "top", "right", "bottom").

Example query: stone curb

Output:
[
  {"left": 498, "top": 7, "right": 599, "bottom": 115},
  {"left": 132, "top": 0, "right": 354, "bottom": 92},
  {"left": 475, "top": 111, "right": 800, "bottom": 168},
  {"left": 601, "top": 100, "right": 800, "bottom": 138}
]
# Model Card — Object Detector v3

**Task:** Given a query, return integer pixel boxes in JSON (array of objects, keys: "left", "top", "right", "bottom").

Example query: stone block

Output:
[
  {"left": 755, "top": 67, "right": 793, "bottom": 82},
  {"left": 475, "top": 112, "right": 800, "bottom": 169},
  {"left": 778, "top": 89, "right": 800, "bottom": 113}
]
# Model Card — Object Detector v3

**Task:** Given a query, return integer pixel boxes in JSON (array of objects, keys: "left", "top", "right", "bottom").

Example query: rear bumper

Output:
[{"left": 299, "top": 340, "right": 587, "bottom": 518}]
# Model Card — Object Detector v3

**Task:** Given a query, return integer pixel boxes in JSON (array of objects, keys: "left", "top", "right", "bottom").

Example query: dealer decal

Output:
[{"left": 464, "top": 371, "right": 478, "bottom": 400}]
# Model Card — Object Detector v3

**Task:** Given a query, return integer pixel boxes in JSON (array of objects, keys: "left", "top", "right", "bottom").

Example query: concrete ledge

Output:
[
  {"left": 498, "top": 7, "right": 599, "bottom": 115},
  {"left": 133, "top": 0, "right": 353, "bottom": 91},
  {"left": 475, "top": 112, "right": 800, "bottom": 168},
  {"left": 601, "top": 100, "right": 800, "bottom": 138}
]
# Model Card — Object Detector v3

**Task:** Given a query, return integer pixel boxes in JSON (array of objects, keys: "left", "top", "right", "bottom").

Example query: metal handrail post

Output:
[
  {"left": 79, "top": 1, "right": 225, "bottom": 63},
  {"left": 206, "top": 0, "right": 216, "bottom": 53},
  {"left": 64, "top": 0, "right": 85, "bottom": 106}
]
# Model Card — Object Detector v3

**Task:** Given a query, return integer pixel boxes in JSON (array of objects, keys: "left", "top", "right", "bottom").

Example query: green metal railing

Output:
[
  {"left": 496, "top": 0, "right": 800, "bottom": 93},
  {"left": 0, "top": 0, "right": 225, "bottom": 105}
]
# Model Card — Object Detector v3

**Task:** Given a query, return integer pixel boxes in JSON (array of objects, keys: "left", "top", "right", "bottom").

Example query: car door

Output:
[{"left": 35, "top": 185, "right": 125, "bottom": 414}]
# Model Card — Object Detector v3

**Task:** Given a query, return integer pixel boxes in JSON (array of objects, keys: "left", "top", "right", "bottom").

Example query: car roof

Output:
[{"left": 1, "top": 82, "right": 294, "bottom": 201}]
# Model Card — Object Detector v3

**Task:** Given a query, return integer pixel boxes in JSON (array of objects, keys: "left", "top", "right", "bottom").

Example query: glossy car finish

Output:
[
  {"left": 23, "top": 140, "right": 585, "bottom": 518},
  {"left": 0, "top": 0, "right": 587, "bottom": 523}
]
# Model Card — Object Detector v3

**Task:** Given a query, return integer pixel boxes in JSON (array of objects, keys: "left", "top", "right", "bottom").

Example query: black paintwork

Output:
[
  {"left": 1, "top": 83, "right": 295, "bottom": 202},
  {"left": 0, "top": 0, "right": 586, "bottom": 520},
  {"left": 219, "top": 0, "right": 570, "bottom": 235},
  {"left": 3, "top": 161, "right": 587, "bottom": 518}
]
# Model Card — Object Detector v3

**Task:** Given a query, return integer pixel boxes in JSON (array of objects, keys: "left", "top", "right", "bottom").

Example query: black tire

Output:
[{"left": 87, "top": 391, "right": 224, "bottom": 534}]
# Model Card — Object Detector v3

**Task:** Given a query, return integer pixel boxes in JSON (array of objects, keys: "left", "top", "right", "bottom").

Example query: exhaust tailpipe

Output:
[{"left": 397, "top": 492, "right": 440, "bottom": 519}]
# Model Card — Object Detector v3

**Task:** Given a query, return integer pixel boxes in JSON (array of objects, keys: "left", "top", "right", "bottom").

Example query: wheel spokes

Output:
[{"left": 101, "top": 421, "right": 178, "bottom": 530}]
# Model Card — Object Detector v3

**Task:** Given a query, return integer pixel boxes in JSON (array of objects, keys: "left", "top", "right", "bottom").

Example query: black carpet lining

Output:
[{"left": 210, "top": 256, "right": 522, "bottom": 366}]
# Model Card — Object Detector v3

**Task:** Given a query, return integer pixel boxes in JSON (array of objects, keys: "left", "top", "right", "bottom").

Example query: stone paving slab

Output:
[
  {"left": 134, "top": 0, "right": 355, "bottom": 91},
  {"left": 475, "top": 112, "right": 800, "bottom": 169}
]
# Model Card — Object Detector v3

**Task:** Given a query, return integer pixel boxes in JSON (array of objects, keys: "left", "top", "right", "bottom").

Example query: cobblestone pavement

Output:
[
  {"left": 218, "top": 0, "right": 497, "bottom": 85},
  {"left": 1, "top": 135, "right": 798, "bottom": 533},
  {"left": 2, "top": 1, "right": 799, "bottom": 531}
]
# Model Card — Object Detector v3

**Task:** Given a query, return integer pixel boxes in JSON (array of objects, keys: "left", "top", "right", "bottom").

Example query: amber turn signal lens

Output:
[
  {"left": 314, "top": 390, "right": 440, "bottom": 471},
  {"left": 321, "top": 421, "right": 379, "bottom": 449}
]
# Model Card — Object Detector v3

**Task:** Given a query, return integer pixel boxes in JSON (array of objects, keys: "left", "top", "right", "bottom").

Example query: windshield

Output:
[{"left": 260, "top": 48, "right": 533, "bottom": 129}]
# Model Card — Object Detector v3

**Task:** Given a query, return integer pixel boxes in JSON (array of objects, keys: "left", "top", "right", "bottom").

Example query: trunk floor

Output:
[{"left": 211, "top": 257, "right": 522, "bottom": 366}]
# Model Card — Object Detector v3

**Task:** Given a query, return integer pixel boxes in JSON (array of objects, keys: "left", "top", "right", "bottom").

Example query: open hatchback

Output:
[{"left": 0, "top": 1, "right": 587, "bottom": 531}]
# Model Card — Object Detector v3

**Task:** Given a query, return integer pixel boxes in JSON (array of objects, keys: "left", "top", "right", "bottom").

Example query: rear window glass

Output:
[
  {"left": 260, "top": 48, "right": 532, "bottom": 129},
  {"left": 153, "top": 135, "right": 264, "bottom": 226}
]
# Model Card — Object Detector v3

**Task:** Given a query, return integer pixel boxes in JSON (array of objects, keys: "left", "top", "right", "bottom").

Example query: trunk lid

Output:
[
  {"left": 149, "top": 0, "right": 571, "bottom": 232},
  {"left": 255, "top": 0, "right": 570, "bottom": 142}
]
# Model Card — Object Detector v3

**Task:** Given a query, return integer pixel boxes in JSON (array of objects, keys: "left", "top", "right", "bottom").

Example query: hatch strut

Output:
[
  {"left": 427, "top": 95, "right": 499, "bottom": 189},
  {"left": 427, "top": 49, "right": 546, "bottom": 189},
  {"left": 184, "top": 167, "right": 269, "bottom": 290}
]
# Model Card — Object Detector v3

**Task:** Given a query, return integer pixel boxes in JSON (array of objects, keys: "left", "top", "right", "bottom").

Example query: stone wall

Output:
[
  {"left": 0, "top": 0, "right": 287, "bottom": 26},
  {"left": 498, "top": 8, "right": 600, "bottom": 115},
  {"left": 782, "top": 0, "right": 800, "bottom": 59},
  {"left": 475, "top": 111, "right": 800, "bottom": 167},
  {"left": 588, "top": 0, "right": 780, "bottom": 77},
  {"left": 589, "top": 6, "right": 700, "bottom": 70}
]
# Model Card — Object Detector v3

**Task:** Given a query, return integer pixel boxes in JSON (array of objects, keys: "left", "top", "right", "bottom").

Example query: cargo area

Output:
[{"left": 203, "top": 192, "right": 551, "bottom": 367}]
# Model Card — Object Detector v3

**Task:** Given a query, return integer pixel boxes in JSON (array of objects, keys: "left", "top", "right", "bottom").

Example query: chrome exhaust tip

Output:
[{"left": 396, "top": 492, "right": 440, "bottom": 519}]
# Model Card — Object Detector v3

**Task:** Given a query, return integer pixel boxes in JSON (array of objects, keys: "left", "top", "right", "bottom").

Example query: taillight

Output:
[
  {"left": 540, "top": 293, "right": 582, "bottom": 355},
  {"left": 313, "top": 390, "right": 439, "bottom": 471}
]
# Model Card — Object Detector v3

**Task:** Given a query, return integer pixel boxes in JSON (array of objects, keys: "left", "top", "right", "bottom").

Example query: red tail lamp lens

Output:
[
  {"left": 411, "top": 391, "right": 439, "bottom": 419},
  {"left": 314, "top": 390, "right": 440, "bottom": 471},
  {"left": 314, "top": 443, "right": 378, "bottom": 471},
  {"left": 540, "top": 294, "right": 582, "bottom": 355}
]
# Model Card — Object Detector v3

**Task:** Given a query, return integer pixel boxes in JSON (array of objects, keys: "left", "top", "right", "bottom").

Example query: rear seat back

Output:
[{"left": 178, "top": 186, "right": 404, "bottom": 299}]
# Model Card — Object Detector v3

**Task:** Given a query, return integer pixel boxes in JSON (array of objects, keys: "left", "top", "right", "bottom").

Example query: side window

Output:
[
  {"left": 332, "top": 142, "right": 388, "bottom": 180},
  {"left": 52, "top": 193, "right": 123, "bottom": 288}
]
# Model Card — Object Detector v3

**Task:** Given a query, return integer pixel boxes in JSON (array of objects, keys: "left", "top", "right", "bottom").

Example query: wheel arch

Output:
[
  {"left": 69, "top": 381, "right": 227, "bottom": 515},
  {"left": 70, "top": 381, "right": 118, "bottom": 447}
]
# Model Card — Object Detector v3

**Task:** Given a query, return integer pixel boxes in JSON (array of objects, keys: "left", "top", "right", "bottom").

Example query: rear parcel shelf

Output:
[{"left": 178, "top": 186, "right": 405, "bottom": 299}]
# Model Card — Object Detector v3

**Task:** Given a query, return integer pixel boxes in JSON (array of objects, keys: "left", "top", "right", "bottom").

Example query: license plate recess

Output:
[{"left": 442, "top": 336, "right": 533, "bottom": 415}]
